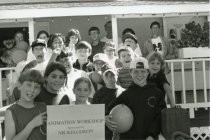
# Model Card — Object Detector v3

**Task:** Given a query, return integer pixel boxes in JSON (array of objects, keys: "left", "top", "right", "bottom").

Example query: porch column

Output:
[
  {"left": 28, "top": 18, "right": 35, "bottom": 45},
  {"left": 111, "top": 15, "right": 119, "bottom": 50}
]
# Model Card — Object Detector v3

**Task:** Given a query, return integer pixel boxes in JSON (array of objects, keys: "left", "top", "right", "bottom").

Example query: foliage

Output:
[{"left": 177, "top": 21, "right": 209, "bottom": 48}]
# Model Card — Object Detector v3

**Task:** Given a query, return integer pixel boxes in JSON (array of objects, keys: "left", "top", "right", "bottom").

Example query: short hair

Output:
[
  {"left": 14, "top": 31, "right": 24, "bottom": 38},
  {"left": 56, "top": 50, "right": 72, "bottom": 61},
  {"left": 73, "top": 77, "right": 92, "bottom": 92},
  {"left": 118, "top": 47, "right": 134, "bottom": 58},
  {"left": 75, "top": 41, "right": 92, "bottom": 53},
  {"left": 104, "top": 20, "right": 111, "bottom": 28},
  {"left": 44, "top": 62, "right": 67, "bottom": 85},
  {"left": 122, "top": 28, "right": 135, "bottom": 36},
  {"left": 65, "top": 29, "right": 81, "bottom": 46},
  {"left": 36, "top": 30, "right": 49, "bottom": 39},
  {"left": 47, "top": 33, "right": 65, "bottom": 49},
  {"left": 150, "top": 21, "right": 160, "bottom": 29},
  {"left": 18, "top": 69, "right": 44, "bottom": 85},
  {"left": 104, "top": 41, "right": 115, "bottom": 50},
  {"left": 88, "top": 26, "right": 100, "bottom": 35},
  {"left": 147, "top": 52, "right": 165, "bottom": 70}
]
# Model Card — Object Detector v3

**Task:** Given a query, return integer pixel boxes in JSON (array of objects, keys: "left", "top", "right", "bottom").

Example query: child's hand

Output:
[
  {"left": 52, "top": 48, "right": 62, "bottom": 56},
  {"left": 105, "top": 115, "right": 117, "bottom": 132},
  {"left": 30, "top": 112, "right": 47, "bottom": 128}
]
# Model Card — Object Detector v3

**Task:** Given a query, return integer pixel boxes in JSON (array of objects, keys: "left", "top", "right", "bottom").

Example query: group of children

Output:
[{"left": 1, "top": 21, "right": 179, "bottom": 140}]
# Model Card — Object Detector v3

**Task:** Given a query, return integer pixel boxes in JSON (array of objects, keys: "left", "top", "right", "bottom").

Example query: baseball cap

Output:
[
  {"left": 101, "top": 64, "right": 117, "bottom": 77},
  {"left": 122, "top": 33, "right": 138, "bottom": 44},
  {"left": 31, "top": 39, "right": 46, "bottom": 49},
  {"left": 130, "top": 57, "right": 149, "bottom": 69},
  {"left": 93, "top": 53, "right": 109, "bottom": 63}
]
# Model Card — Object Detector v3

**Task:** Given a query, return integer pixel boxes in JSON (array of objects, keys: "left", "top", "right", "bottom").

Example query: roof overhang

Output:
[{"left": 0, "top": 1, "right": 209, "bottom": 20}]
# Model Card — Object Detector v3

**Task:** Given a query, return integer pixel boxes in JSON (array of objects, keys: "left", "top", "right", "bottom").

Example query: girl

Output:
[
  {"left": 65, "top": 28, "right": 81, "bottom": 59},
  {"left": 35, "top": 62, "right": 70, "bottom": 105},
  {"left": 5, "top": 70, "right": 46, "bottom": 140},
  {"left": 147, "top": 52, "right": 176, "bottom": 108},
  {"left": 72, "top": 77, "right": 92, "bottom": 105}
]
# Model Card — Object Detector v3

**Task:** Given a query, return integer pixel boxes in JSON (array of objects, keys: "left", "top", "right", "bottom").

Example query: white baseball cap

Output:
[
  {"left": 130, "top": 57, "right": 149, "bottom": 69},
  {"left": 93, "top": 53, "right": 109, "bottom": 63}
]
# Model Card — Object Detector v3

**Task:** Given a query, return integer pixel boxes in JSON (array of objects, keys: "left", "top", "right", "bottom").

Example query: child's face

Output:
[
  {"left": 130, "top": 68, "right": 148, "bottom": 86},
  {"left": 18, "top": 81, "right": 41, "bottom": 102},
  {"left": 103, "top": 71, "right": 117, "bottom": 88},
  {"left": 32, "top": 45, "right": 46, "bottom": 63},
  {"left": 104, "top": 47, "right": 115, "bottom": 58},
  {"left": 15, "top": 33, "right": 24, "bottom": 43},
  {"left": 39, "top": 33, "right": 49, "bottom": 43},
  {"left": 149, "top": 59, "right": 161, "bottom": 74},
  {"left": 76, "top": 49, "right": 90, "bottom": 60},
  {"left": 89, "top": 30, "right": 100, "bottom": 41},
  {"left": 59, "top": 57, "right": 73, "bottom": 73},
  {"left": 124, "top": 38, "right": 136, "bottom": 51},
  {"left": 93, "top": 60, "right": 105, "bottom": 71},
  {"left": 119, "top": 50, "right": 133, "bottom": 68},
  {"left": 73, "top": 81, "right": 91, "bottom": 103},
  {"left": 69, "top": 35, "right": 79, "bottom": 45},
  {"left": 52, "top": 37, "right": 64, "bottom": 50},
  {"left": 45, "top": 70, "right": 66, "bottom": 93},
  {"left": 151, "top": 24, "right": 160, "bottom": 36}
]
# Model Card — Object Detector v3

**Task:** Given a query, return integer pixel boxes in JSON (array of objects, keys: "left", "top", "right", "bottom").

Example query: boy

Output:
[
  {"left": 73, "top": 41, "right": 94, "bottom": 72},
  {"left": 122, "top": 32, "right": 142, "bottom": 57},
  {"left": 106, "top": 57, "right": 165, "bottom": 140},
  {"left": 5, "top": 70, "right": 46, "bottom": 140},
  {"left": 88, "top": 26, "right": 105, "bottom": 61},
  {"left": 101, "top": 21, "right": 112, "bottom": 43},
  {"left": 93, "top": 64, "right": 124, "bottom": 140},
  {"left": 103, "top": 41, "right": 118, "bottom": 69},
  {"left": 117, "top": 47, "right": 134, "bottom": 89},
  {"left": 89, "top": 53, "right": 108, "bottom": 91}
]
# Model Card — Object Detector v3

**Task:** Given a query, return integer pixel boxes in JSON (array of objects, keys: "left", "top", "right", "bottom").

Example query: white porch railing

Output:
[
  {"left": 0, "top": 58, "right": 210, "bottom": 140},
  {"left": 165, "top": 58, "right": 210, "bottom": 118}
]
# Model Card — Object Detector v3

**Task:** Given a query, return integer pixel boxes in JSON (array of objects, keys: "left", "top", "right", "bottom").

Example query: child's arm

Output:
[
  {"left": 163, "top": 83, "right": 175, "bottom": 108},
  {"left": 5, "top": 110, "right": 46, "bottom": 140}
]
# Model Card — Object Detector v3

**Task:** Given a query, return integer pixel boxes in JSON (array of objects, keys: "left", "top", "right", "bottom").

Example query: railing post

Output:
[
  {"left": 192, "top": 61, "right": 197, "bottom": 103},
  {"left": 181, "top": 62, "right": 186, "bottom": 104},
  {"left": 202, "top": 60, "right": 207, "bottom": 103},
  {"left": 170, "top": 62, "right": 175, "bottom": 101},
  {"left": 0, "top": 70, "right": 2, "bottom": 108}
]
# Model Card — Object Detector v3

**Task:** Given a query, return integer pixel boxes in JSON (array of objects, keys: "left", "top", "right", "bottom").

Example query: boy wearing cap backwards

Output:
[
  {"left": 73, "top": 41, "right": 94, "bottom": 72},
  {"left": 89, "top": 53, "right": 108, "bottom": 91},
  {"left": 93, "top": 64, "right": 125, "bottom": 140},
  {"left": 106, "top": 57, "right": 165, "bottom": 140},
  {"left": 103, "top": 41, "right": 118, "bottom": 69},
  {"left": 122, "top": 32, "right": 142, "bottom": 57}
]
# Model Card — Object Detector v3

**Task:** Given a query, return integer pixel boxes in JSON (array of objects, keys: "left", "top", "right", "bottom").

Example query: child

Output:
[
  {"left": 71, "top": 77, "right": 92, "bottom": 105},
  {"left": 106, "top": 57, "right": 165, "bottom": 140},
  {"left": 55, "top": 50, "right": 95, "bottom": 103},
  {"left": 103, "top": 41, "right": 118, "bottom": 69},
  {"left": 93, "top": 64, "right": 125, "bottom": 140},
  {"left": 35, "top": 62, "right": 70, "bottom": 105},
  {"left": 117, "top": 47, "right": 134, "bottom": 89},
  {"left": 73, "top": 41, "right": 94, "bottom": 72},
  {"left": 5, "top": 70, "right": 46, "bottom": 140},
  {"left": 122, "top": 33, "right": 142, "bottom": 57},
  {"left": 147, "top": 52, "right": 176, "bottom": 108},
  {"left": 89, "top": 53, "right": 108, "bottom": 91}
]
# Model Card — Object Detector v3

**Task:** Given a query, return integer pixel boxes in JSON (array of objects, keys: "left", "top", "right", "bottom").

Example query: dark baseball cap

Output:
[{"left": 31, "top": 39, "right": 46, "bottom": 49}]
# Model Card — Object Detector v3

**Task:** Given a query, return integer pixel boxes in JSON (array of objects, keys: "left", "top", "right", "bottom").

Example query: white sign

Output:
[{"left": 47, "top": 104, "right": 105, "bottom": 140}]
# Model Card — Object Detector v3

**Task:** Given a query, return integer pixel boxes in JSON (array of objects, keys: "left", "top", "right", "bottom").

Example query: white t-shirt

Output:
[
  {"left": 101, "top": 36, "right": 112, "bottom": 43},
  {"left": 151, "top": 36, "right": 164, "bottom": 56}
]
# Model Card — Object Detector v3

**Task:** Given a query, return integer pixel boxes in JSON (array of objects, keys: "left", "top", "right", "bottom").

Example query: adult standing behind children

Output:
[
  {"left": 101, "top": 21, "right": 113, "bottom": 43},
  {"left": 88, "top": 26, "right": 105, "bottom": 61},
  {"left": 106, "top": 57, "right": 165, "bottom": 140},
  {"left": 5, "top": 70, "right": 46, "bottom": 140},
  {"left": 27, "top": 30, "right": 51, "bottom": 62}
]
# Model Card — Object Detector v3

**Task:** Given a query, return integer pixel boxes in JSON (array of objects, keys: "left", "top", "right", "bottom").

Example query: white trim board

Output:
[{"left": 0, "top": 3, "right": 209, "bottom": 19}]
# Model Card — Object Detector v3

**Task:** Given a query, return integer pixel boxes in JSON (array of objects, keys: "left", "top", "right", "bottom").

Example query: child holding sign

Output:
[
  {"left": 5, "top": 70, "right": 47, "bottom": 140},
  {"left": 72, "top": 77, "right": 92, "bottom": 105}
]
